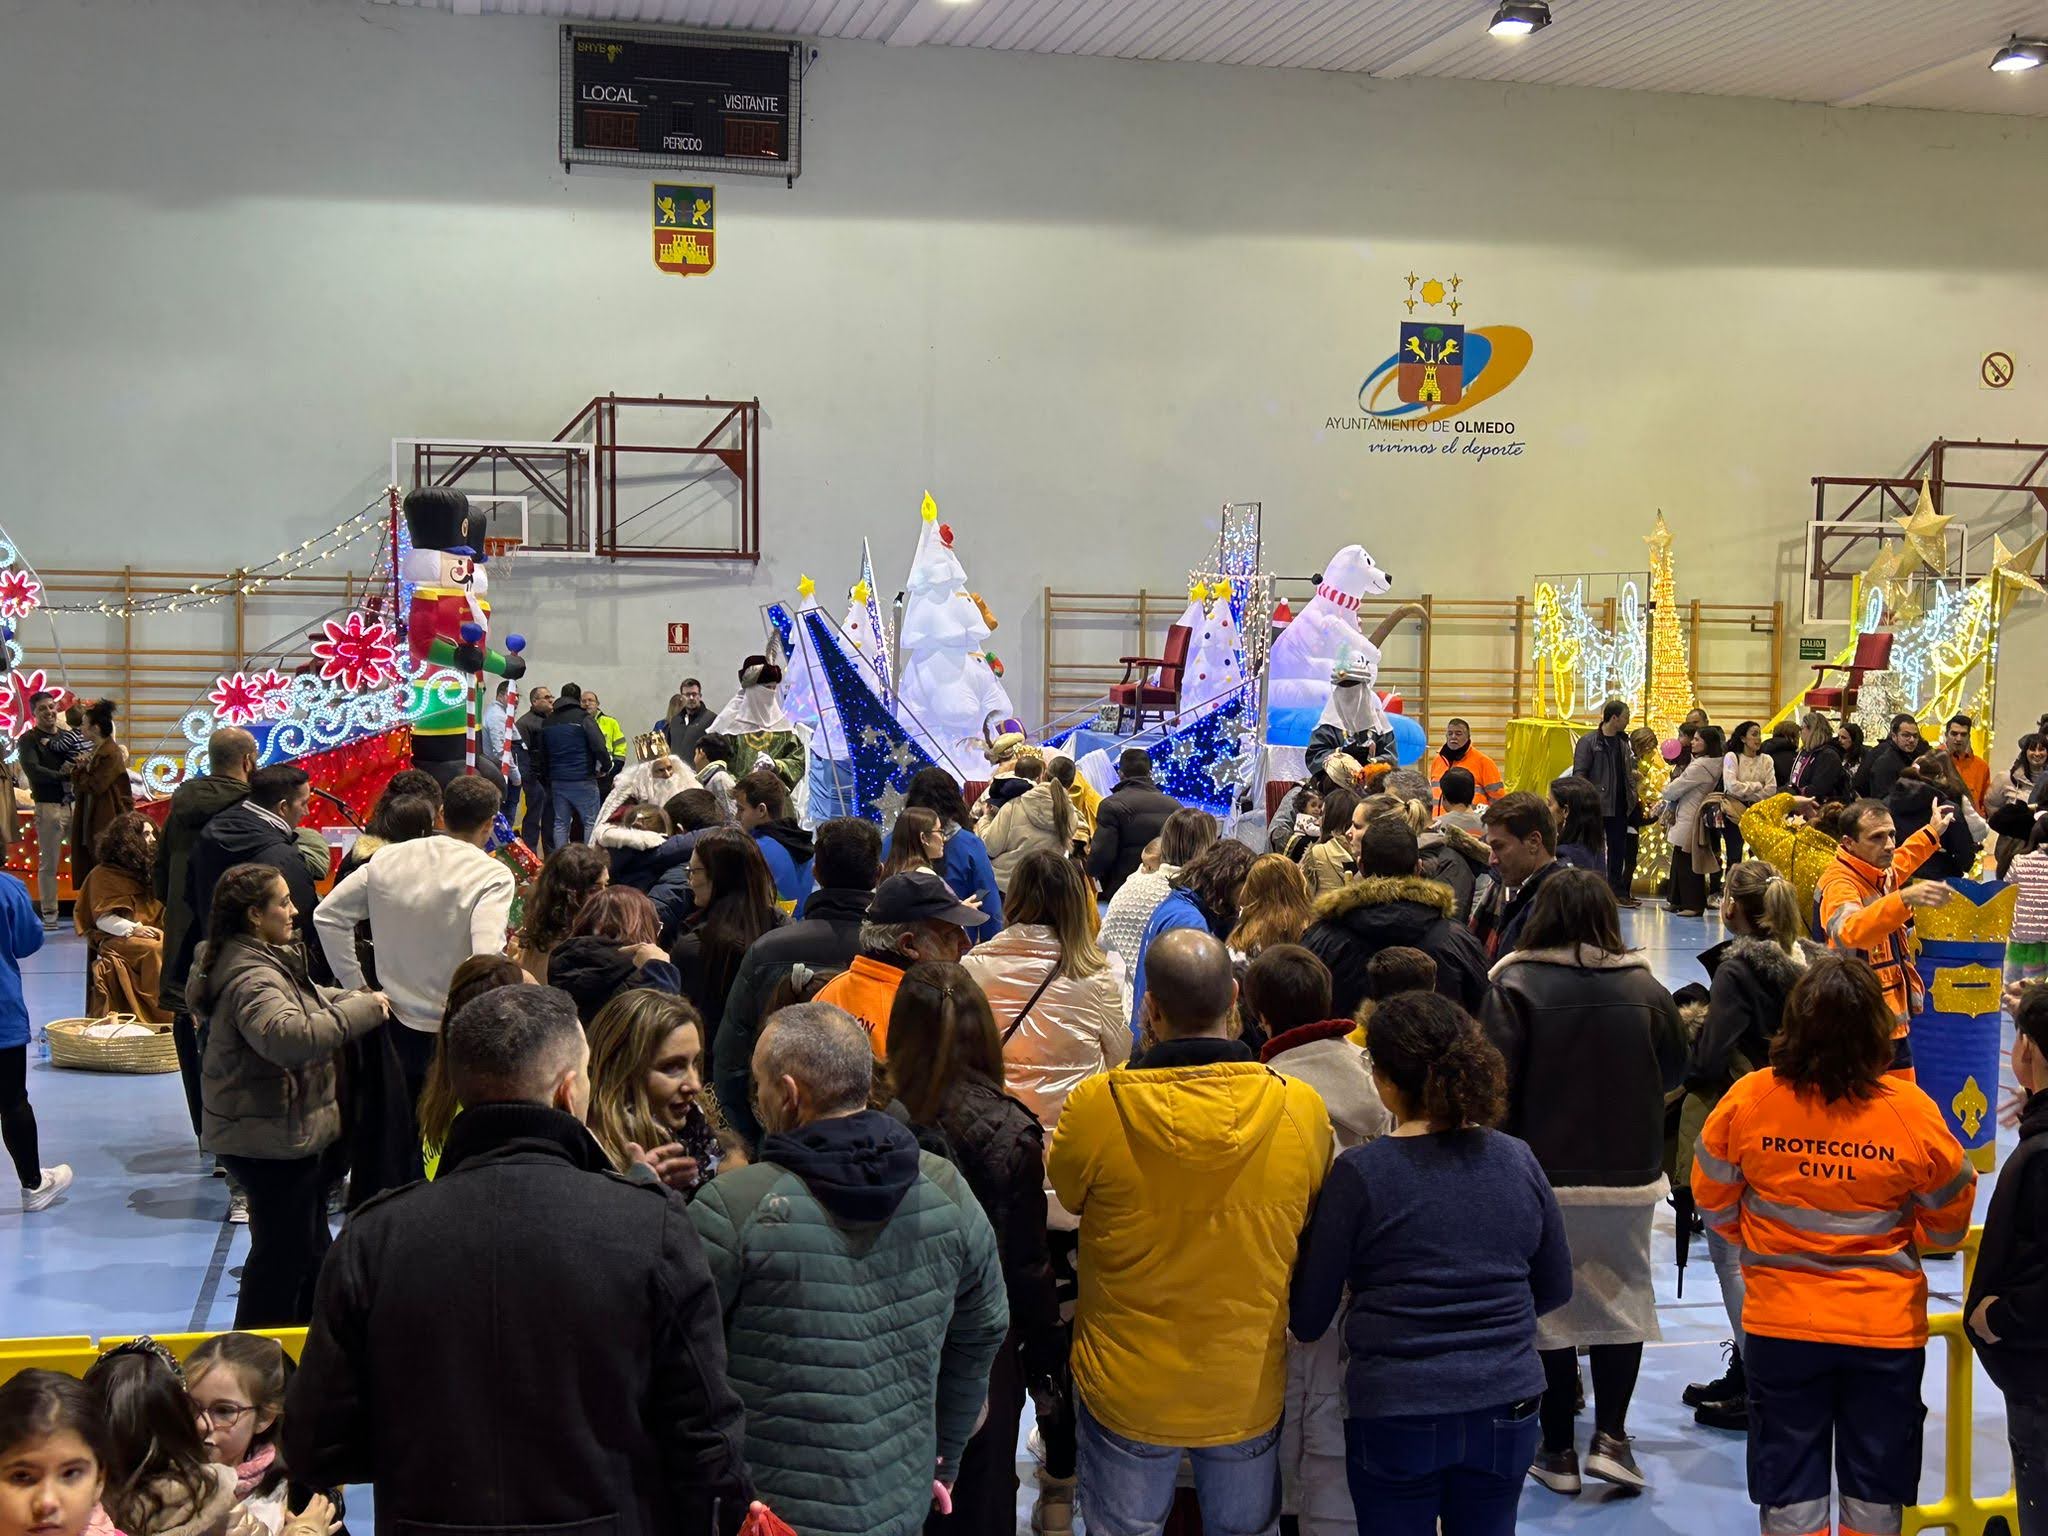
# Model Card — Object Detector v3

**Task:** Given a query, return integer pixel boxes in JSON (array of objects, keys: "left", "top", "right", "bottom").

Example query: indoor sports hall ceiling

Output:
[{"left": 369, "top": 0, "right": 2048, "bottom": 117}]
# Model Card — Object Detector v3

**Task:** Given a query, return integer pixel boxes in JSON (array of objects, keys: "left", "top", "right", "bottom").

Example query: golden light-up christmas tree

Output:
[
  {"left": 1635, "top": 512, "right": 1698, "bottom": 896},
  {"left": 1642, "top": 512, "right": 1698, "bottom": 738}
]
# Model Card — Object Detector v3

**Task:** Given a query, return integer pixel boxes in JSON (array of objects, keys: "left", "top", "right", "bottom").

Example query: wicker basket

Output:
[{"left": 45, "top": 1015, "right": 179, "bottom": 1075}]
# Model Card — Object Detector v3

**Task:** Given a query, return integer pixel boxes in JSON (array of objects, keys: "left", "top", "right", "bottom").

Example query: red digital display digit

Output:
[
  {"left": 723, "top": 118, "right": 782, "bottom": 159},
  {"left": 583, "top": 108, "right": 639, "bottom": 150}
]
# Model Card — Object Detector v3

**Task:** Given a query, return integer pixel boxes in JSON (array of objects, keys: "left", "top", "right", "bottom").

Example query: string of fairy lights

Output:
[{"left": 40, "top": 499, "right": 393, "bottom": 618}]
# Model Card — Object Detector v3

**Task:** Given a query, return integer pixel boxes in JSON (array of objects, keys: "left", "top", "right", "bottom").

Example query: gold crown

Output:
[{"left": 632, "top": 732, "right": 669, "bottom": 763}]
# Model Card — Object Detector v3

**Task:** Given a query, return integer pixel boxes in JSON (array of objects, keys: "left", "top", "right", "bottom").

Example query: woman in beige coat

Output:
[
  {"left": 191, "top": 862, "right": 389, "bottom": 1326},
  {"left": 980, "top": 770, "right": 1076, "bottom": 894}
]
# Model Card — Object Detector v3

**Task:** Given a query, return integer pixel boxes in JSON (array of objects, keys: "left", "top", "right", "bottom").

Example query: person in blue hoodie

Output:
[
  {"left": 1128, "top": 839, "right": 1257, "bottom": 1040},
  {"left": 0, "top": 869, "right": 67, "bottom": 1211},
  {"left": 734, "top": 768, "right": 815, "bottom": 907},
  {"left": 888, "top": 767, "right": 1003, "bottom": 945}
]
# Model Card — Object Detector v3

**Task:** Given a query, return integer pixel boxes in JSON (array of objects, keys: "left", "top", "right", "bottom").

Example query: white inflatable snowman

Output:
[{"left": 1265, "top": 544, "right": 1395, "bottom": 745}]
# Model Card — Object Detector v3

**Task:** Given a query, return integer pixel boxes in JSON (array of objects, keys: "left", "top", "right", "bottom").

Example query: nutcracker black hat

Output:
[{"left": 403, "top": 487, "right": 488, "bottom": 557}]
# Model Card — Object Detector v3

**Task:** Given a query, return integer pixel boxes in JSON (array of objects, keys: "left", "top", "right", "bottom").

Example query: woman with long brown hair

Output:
[
  {"left": 1100, "top": 807, "right": 1217, "bottom": 961},
  {"left": 514, "top": 843, "right": 609, "bottom": 983},
  {"left": 1228, "top": 853, "right": 1316, "bottom": 957},
  {"left": 585, "top": 987, "right": 726, "bottom": 1195},
  {"left": 73, "top": 811, "right": 171, "bottom": 1022},
  {"left": 1695, "top": 955, "right": 1976, "bottom": 1536},
  {"left": 885, "top": 961, "right": 1059, "bottom": 1536},
  {"left": 1296, "top": 787, "right": 1361, "bottom": 901},
  {"left": 667, "top": 829, "right": 781, "bottom": 1043},
  {"left": 881, "top": 806, "right": 944, "bottom": 880}
]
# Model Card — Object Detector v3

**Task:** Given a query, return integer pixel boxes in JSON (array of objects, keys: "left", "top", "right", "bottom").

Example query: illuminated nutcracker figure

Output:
[{"left": 401, "top": 487, "right": 526, "bottom": 785}]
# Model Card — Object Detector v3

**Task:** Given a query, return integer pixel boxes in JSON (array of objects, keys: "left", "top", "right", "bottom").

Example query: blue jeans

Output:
[
  {"left": 1345, "top": 1401, "right": 1541, "bottom": 1536},
  {"left": 550, "top": 778, "right": 602, "bottom": 848},
  {"left": 1076, "top": 1396, "right": 1280, "bottom": 1536}
]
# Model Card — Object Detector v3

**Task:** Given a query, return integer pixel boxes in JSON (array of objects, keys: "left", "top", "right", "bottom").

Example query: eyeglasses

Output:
[{"left": 193, "top": 1400, "right": 254, "bottom": 1427}]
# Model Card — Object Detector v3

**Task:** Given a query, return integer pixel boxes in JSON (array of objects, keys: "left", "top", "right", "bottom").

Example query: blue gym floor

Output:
[{"left": 1, "top": 912, "right": 2021, "bottom": 1533}]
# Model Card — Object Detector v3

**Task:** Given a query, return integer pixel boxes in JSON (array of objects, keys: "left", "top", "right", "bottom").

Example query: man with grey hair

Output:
[
  {"left": 813, "top": 869, "right": 982, "bottom": 1056},
  {"left": 690, "top": 1001, "right": 1008, "bottom": 1536},
  {"left": 288, "top": 984, "right": 751, "bottom": 1536}
]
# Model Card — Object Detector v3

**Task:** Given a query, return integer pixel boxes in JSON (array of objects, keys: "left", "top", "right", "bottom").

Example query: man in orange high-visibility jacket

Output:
[
  {"left": 1815, "top": 798, "right": 1952, "bottom": 1075},
  {"left": 1693, "top": 952, "right": 1975, "bottom": 1536}
]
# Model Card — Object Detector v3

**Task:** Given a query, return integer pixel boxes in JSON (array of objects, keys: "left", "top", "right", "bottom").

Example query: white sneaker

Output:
[
  {"left": 22, "top": 1165, "right": 72, "bottom": 1212},
  {"left": 228, "top": 1190, "right": 250, "bottom": 1224}
]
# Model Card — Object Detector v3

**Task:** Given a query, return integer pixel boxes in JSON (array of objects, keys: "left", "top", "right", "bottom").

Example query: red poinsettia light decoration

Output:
[
  {"left": 937, "top": 523, "right": 955, "bottom": 549},
  {"left": 209, "top": 669, "right": 293, "bottom": 726},
  {"left": 311, "top": 612, "right": 401, "bottom": 692},
  {"left": 0, "top": 568, "right": 42, "bottom": 619},
  {"left": 4, "top": 669, "right": 63, "bottom": 727}
]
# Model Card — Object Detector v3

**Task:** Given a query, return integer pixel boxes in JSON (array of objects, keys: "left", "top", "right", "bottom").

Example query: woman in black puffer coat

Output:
[
  {"left": 887, "top": 961, "right": 1063, "bottom": 1536},
  {"left": 1673, "top": 860, "right": 1824, "bottom": 1429}
]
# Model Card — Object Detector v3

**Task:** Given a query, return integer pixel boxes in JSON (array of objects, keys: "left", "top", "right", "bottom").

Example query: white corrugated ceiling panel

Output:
[{"left": 368, "top": 0, "right": 2048, "bottom": 116}]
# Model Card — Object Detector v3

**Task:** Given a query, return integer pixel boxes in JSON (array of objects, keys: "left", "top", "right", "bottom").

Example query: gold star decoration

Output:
[
  {"left": 851, "top": 579, "right": 871, "bottom": 604},
  {"left": 1644, "top": 511, "right": 1673, "bottom": 560},
  {"left": 1891, "top": 479, "right": 1954, "bottom": 577},
  {"left": 1987, "top": 531, "right": 2048, "bottom": 598},
  {"left": 796, "top": 573, "right": 816, "bottom": 599}
]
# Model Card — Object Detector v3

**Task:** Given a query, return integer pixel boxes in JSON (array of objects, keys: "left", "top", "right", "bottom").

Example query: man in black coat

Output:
[
  {"left": 513, "top": 685, "right": 554, "bottom": 852},
  {"left": 1470, "top": 791, "right": 1568, "bottom": 962},
  {"left": 1852, "top": 712, "right": 1927, "bottom": 800},
  {"left": 1085, "top": 748, "right": 1182, "bottom": 898},
  {"left": 1304, "top": 816, "right": 1489, "bottom": 1016},
  {"left": 178, "top": 763, "right": 321, "bottom": 978},
  {"left": 286, "top": 985, "right": 751, "bottom": 1536},
  {"left": 712, "top": 817, "right": 881, "bottom": 1144}
]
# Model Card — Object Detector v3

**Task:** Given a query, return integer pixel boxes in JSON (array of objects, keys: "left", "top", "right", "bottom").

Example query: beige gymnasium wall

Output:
[{"left": 2, "top": 0, "right": 2046, "bottom": 744}]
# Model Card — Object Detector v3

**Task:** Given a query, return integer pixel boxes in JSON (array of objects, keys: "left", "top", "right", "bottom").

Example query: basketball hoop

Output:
[{"left": 483, "top": 536, "right": 521, "bottom": 559}]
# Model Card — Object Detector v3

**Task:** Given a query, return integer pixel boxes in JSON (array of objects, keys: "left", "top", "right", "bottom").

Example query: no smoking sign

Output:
[{"left": 1981, "top": 350, "right": 2016, "bottom": 390}]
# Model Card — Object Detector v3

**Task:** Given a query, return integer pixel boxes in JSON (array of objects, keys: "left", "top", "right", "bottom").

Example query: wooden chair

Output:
[
  {"left": 1108, "top": 624, "right": 1192, "bottom": 734},
  {"left": 1804, "top": 631, "right": 1894, "bottom": 712}
]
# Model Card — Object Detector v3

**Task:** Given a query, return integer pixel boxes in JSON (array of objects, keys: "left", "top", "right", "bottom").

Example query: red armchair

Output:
[
  {"left": 1109, "top": 623, "right": 1192, "bottom": 734},
  {"left": 1804, "top": 631, "right": 1894, "bottom": 712}
]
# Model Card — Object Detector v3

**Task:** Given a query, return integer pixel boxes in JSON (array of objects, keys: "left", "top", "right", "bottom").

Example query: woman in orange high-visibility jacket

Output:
[{"left": 1692, "top": 953, "right": 1975, "bottom": 1536}]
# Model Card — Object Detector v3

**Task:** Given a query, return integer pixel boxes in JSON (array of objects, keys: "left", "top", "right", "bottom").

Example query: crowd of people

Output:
[{"left": 2, "top": 668, "right": 2046, "bottom": 1536}]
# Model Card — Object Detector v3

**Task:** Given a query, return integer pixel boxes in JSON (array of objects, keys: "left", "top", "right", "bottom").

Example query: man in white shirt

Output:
[{"left": 315, "top": 773, "right": 516, "bottom": 1115}]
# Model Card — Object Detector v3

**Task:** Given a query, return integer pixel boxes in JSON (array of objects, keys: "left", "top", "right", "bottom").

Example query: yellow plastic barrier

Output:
[
  {"left": 1904, "top": 1228, "right": 2019, "bottom": 1536},
  {"left": 0, "top": 1328, "right": 309, "bottom": 1386},
  {"left": 0, "top": 1337, "right": 99, "bottom": 1382}
]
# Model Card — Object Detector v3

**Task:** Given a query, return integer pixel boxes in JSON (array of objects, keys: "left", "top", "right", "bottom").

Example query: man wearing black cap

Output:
[{"left": 813, "top": 869, "right": 983, "bottom": 1058}]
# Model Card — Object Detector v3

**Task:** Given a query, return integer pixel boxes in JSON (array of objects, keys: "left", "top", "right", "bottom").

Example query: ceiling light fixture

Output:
[
  {"left": 1488, "top": 2, "right": 1551, "bottom": 39},
  {"left": 1989, "top": 35, "right": 2046, "bottom": 72}
]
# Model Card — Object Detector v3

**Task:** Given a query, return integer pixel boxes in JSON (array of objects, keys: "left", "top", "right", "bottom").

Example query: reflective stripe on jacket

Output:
[
  {"left": 1691, "top": 1068, "right": 1974, "bottom": 1348},
  {"left": 1815, "top": 828, "right": 1940, "bottom": 1028}
]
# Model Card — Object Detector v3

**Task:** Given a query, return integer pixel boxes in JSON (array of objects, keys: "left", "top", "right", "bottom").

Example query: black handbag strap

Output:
[{"left": 1002, "top": 967, "right": 1061, "bottom": 1046}]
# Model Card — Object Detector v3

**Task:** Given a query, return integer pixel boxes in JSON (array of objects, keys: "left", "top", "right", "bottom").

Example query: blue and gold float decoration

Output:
[
  {"left": 1913, "top": 878, "right": 2018, "bottom": 1170},
  {"left": 801, "top": 605, "right": 942, "bottom": 824}
]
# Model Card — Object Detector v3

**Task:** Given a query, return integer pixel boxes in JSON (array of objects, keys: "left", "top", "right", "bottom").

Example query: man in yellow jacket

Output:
[{"left": 1050, "top": 928, "right": 1331, "bottom": 1535}]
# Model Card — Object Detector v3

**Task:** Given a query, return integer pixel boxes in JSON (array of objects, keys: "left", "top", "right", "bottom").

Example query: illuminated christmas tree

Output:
[{"left": 1642, "top": 512, "right": 1698, "bottom": 738}]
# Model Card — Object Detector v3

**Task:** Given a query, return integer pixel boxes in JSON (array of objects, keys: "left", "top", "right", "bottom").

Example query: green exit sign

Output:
[{"left": 1798, "top": 637, "right": 1828, "bottom": 661}]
